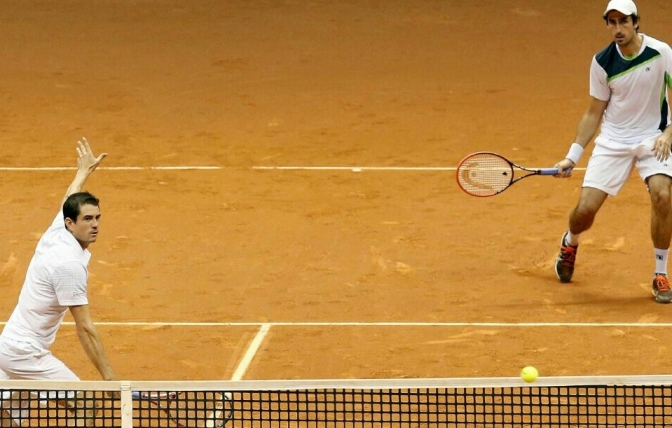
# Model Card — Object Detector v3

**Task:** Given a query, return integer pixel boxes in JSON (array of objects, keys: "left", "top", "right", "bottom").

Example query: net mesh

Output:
[
  {"left": 230, "top": 386, "right": 672, "bottom": 427},
  {"left": 0, "top": 377, "right": 671, "bottom": 427},
  {"left": 0, "top": 387, "right": 229, "bottom": 427}
]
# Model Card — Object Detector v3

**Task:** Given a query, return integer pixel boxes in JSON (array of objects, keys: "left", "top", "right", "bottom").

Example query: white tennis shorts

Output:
[
  {"left": 583, "top": 135, "right": 672, "bottom": 196},
  {"left": 0, "top": 337, "right": 78, "bottom": 382},
  {"left": 0, "top": 337, "right": 79, "bottom": 425}
]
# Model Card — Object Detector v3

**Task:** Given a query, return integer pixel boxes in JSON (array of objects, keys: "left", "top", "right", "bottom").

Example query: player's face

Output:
[
  {"left": 605, "top": 12, "right": 638, "bottom": 50},
  {"left": 66, "top": 204, "right": 101, "bottom": 249}
]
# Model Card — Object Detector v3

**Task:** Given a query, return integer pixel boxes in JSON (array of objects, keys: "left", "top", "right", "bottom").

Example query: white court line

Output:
[
  {"left": 0, "top": 166, "right": 587, "bottom": 172},
  {"left": 253, "top": 166, "right": 455, "bottom": 171},
  {"left": 231, "top": 323, "right": 271, "bottom": 381},
  {"left": 0, "top": 166, "right": 222, "bottom": 171},
  {"left": 253, "top": 166, "right": 587, "bottom": 171},
  {"left": 52, "top": 321, "right": 672, "bottom": 327}
]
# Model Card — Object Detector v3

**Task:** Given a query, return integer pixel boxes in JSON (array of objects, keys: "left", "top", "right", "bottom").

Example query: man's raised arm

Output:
[{"left": 62, "top": 137, "right": 107, "bottom": 206}]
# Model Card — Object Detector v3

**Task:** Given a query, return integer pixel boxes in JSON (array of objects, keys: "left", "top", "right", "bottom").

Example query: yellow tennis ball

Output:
[{"left": 521, "top": 366, "right": 538, "bottom": 383}]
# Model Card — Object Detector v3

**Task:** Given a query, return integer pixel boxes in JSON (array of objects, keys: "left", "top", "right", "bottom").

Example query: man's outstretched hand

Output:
[{"left": 76, "top": 137, "right": 107, "bottom": 174}]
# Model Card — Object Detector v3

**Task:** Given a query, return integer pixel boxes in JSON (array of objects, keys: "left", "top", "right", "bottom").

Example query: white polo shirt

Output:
[
  {"left": 1, "top": 212, "right": 90, "bottom": 350},
  {"left": 590, "top": 34, "right": 672, "bottom": 146}
]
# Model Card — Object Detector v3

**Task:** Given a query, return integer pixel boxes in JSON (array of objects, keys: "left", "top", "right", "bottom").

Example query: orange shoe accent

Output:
[
  {"left": 653, "top": 274, "right": 672, "bottom": 304},
  {"left": 555, "top": 233, "right": 578, "bottom": 283}
]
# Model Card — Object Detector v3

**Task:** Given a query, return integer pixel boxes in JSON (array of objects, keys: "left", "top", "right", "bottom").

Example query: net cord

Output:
[
  {"left": 1, "top": 375, "right": 672, "bottom": 392},
  {"left": 1, "top": 377, "right": 672, "bottom": 427}
]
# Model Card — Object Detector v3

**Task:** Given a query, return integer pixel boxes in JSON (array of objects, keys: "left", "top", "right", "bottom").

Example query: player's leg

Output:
[
  {"left": 0, "top": 366, "right": 15, "bottom": 427},
  {"left": 635, "top": 136, "right": 672, "bottom": 303},
  {"left": 555, "top": 187, "right": 609, "bottom": 282},
  {"left": 643, "top": 174, "right": 672, "bottom": 303},
  {"left": 0, "top": 368, "right": 28, "bottom": 427},
  {"left": 0, "top": 396, "right": 15, "bottom": 428},
  {"left": 0, "top": 340, "right": 35, "bottom": 427},
  {"left": 0, "top": 339, "right": 98, "bottom": 426},
  {"left": 28, "top": 356, "right": 99, "bottom": 427},
  {"left": 647, "top": 174, "right": 672, "bottom": 252},
  {"left": 567, "top": 187, "right": 610, "bottom": 237},
  {"left": 0, "top": 391, "right": 30, "bottom": 428},
  {"left": 57, "top": 393, "right": 98, "bottom": 428},
  {"left": 555, "top": 142, "right": 633, "bottom": 282}
]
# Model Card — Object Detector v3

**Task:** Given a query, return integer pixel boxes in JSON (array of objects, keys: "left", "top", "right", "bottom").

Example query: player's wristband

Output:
[{"left": 565, "top": 143, "right": 584, "bottom": 165}]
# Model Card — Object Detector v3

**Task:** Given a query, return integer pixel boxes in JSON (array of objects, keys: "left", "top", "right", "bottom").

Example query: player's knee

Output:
[
  {"left": 649, "top": 187, "right": 672, "bottom": 210},
  {"left": 572, "top": 203, "right": 598, "bottom": 223}
]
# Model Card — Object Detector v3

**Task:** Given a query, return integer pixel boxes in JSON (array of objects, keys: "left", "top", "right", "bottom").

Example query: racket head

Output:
[
  {"left": 456, "top": 152, "right": 514, "bottom": 197},
  {"left": 133, "top": 391, "right": 233, "bottom": 427}
]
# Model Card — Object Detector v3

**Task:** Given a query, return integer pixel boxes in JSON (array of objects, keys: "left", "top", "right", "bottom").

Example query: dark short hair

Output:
[{"left": 63, "top": 192, "right": 100, "bottom": 222}]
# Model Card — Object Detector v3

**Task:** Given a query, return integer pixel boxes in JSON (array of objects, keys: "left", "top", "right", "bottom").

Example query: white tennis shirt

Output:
[
  {"left": 590, "top": 34, "right": 672, "bottom": 145},
  {"left": 1, "top": 212, "right": 90, "bottom": 350}
]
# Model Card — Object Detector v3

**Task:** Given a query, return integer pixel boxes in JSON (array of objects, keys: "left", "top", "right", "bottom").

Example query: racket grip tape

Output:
[{"left": 540, "top": 167, "right": 572, "bottom": 175}]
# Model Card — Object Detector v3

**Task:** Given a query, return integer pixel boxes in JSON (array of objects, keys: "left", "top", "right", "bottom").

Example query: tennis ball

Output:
[{"left": 521, "top": 366, "right": 538, "bottom": 383}]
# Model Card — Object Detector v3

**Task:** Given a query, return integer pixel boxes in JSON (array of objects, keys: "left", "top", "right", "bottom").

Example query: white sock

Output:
[
  {"left": 654, "top": 248, "right": 669, "bottom": 276},
  {"left": 566, "top": 231, "right": 579, "bottom": 247}
]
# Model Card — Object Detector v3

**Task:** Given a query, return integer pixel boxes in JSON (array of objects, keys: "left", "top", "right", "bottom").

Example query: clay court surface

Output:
[{"left": 2, "top": 0, "right": 672, "bottom": 383}]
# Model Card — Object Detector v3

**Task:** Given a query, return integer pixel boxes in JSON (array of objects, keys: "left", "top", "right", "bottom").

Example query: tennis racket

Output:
[
  {"left": 456, "top": 152, "right": 561, "bottom": 197},
  {"left": 132, "top": 391, "right": 233, "bottom": 427}
]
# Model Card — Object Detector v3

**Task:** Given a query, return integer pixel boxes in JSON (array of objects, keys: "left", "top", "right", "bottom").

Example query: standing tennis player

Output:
[
  {"left": 0, "top": 138, "right": 116, "bottom": 425},
  {"left": 554, "top": 0, "right": 672, "bottom": 303}
]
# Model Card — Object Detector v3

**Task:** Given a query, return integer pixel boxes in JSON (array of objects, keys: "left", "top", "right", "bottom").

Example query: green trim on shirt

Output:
[
  {"left": 607, "top": 55, "right": 661, "bottom": 82},
  {"left": 596, "top": 43, "right": 662, "bottom": 81}
]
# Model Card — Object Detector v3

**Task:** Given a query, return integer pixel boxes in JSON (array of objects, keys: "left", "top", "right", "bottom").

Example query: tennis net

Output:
[{"left": 0, "top": 376, "right": 671, "bottom": 427}]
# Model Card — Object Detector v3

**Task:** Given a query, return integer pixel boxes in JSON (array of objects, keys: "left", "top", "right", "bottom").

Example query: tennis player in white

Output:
[
  {"left": 553, "top": 0, "right": 672, "bottom": 303},
  {"left": 0, "top": 138, "right": 116, "bottom": 425}
]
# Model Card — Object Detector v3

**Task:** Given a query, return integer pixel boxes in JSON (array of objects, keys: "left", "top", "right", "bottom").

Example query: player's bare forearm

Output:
[
  {"left": 62, "top": 137, "right": 108, "bottom": 205},
  {"left": 572, "top": 98, "right": 608, "bottom": 148},
  {"left": 76, "top": 324, "right": 116, "bottom": 380},
  {"left": 62, "top": 171, "right": 92, "bottom": 205},
  {"left": 71, "top": 305, "right": 116, "bottom": 381},
  {"left": 556, "top": 112, "right": 599, "bottom": 175},
  {"left": 554, "top": 97, "right": 607, "bottom": 178},
  {"left": 573, "top": 114, "right": 601, "bottom": 148}
]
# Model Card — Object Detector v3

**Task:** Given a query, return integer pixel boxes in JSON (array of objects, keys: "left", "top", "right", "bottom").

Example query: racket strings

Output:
[
  {"left": 457, "top": 154, "right": 513, "bottom": 196},
  {"left": 133, "top": 391, "right": 232, "bottom": 427}
]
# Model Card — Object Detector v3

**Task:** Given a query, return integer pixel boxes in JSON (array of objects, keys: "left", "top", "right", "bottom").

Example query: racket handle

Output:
[{"left": 540, "top": 167, "right": 572, "bottom": 175}]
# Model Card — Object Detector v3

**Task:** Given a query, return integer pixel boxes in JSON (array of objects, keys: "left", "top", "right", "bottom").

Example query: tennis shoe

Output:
[
  {"left": 652, "top": 274, "right": 672, "bottom": 304},
  {"left": 555, "top": 232, "right": 578, "bottom": 283}
]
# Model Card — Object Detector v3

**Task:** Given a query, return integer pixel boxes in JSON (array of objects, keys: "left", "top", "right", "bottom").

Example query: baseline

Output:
[
  {"left": 0, "top": 166, "right": 588, "bottom": 172},
  {"left": 49, "top": 321, "right": 672, "bottom": 327}
]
